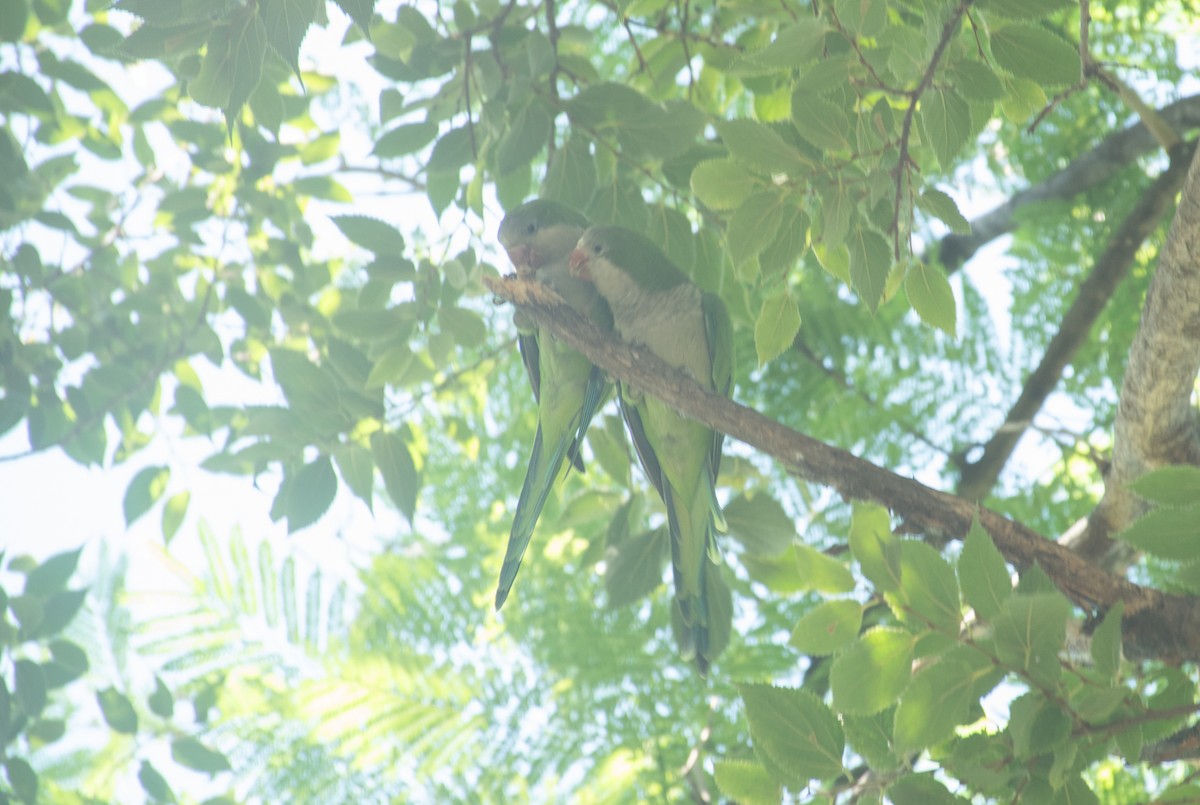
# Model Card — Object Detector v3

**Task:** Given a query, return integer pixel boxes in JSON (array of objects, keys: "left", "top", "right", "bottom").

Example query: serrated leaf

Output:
[
  {"left": 1117, "top": 506, "right": 1200, "bottom": 559},
  {"left": 728, "top": 192, "right": 784, "bottom": 267},
  {"left": 262, "top": 0, "right": 319, "bottom": 79},
  {"left": 754, "top": 289, "right": 802, "bottom": 366},
  {"left": 1008, "top": 692, "right": 1071, "bottom": 757},
  {"left": 957, "top": 518, "right": 1011, "bottom": 619},
  {"left": 918, "top": 188, "right": 971, "bottom": 235},
  {"left": 889, "top": 541, "right": 960, "bottom": 632},
  {"left": 739, "top": 684, "right": 845, "bottom": 785},
  {"left": 886, "top": 773, "right": 962, "bottom": 804},
  {"left": 990, "top": 24, "right": 1081, "bottom": 87},
  {"left": 847, "top": 228, "right": 891, "bottom": 312},
  {"left": 892, "top": 658, "right": 974, "bottom": 752},
  {"left": 1130, "top": 466, "right": 1200, "bottom": 506},
  {"left": 793, "top": 95, "right": 852, "bottom": 151},
  {"left": 713, "top": 760, "right": 780, "bottom": 805},
  {"left": 690, "top": 157, "right": 759, "bottom": 210},
  {"left": 978, "top": 0, "right": 1072, "bottom": 19},
  {"left": 285, "top": 455, "right": 336, "bottom": 533},
  {"left": 123, "top": 466, "right": 170, "bottom": 527},
  {"left": 97, "top": 687, "right": 138, "bottom": 734},
  {"left": 848, "top": 502, "right": 899, "bottom": 592},
  {"left": 714, "top": 118, "right": 808, "bottom": 176},
  {"left": 171, "top": 737, "right": 231, "bottom": 774},
  {"left": 830, "top": 627, "right": 915, "bottom": 715},
  {"left": 918, "top": 87, "right": 971, "bottom": 169},
  {"left": 542, "top": 135, "right": 597, "bottom": 211},
  {"left": 790, "top": 599, "right": 862, "bottom": 655},
  {"left": 373, "top": 121, "right": 439, "bottom": 158},
  {"left": 371, "top": 430, "right": 419, "bottom": 522},
  {"left": 605, "top": 528, "right": 668, "bottom": 608},
  {"left": 793, "top": 544, "right": 856, "bottom": 593},
  {"left": 496, "top": 103, "right": 552, "bottom": 174},
  {"left": 948, "top": 59, "right": 1005, "bottom": 102},
  {"left": 992, "top": 593, "right": 1069, "bottom": 686},
  {"left": 905, "top": 261, "right": 956, "bottom": 336},
  {"left": 331, "top": 215, "right": 406, "bottom": 254},
  {"left": 723, "top": 492, "right": 795, "bottom": 556}
]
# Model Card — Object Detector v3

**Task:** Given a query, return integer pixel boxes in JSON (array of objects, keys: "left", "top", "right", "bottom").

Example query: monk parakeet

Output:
[
  {"left": 494, "top": 199, "right": 612, "bottom": 610},
  {"left": 569, "top": 225, "right": 733, "bottom": 673}
]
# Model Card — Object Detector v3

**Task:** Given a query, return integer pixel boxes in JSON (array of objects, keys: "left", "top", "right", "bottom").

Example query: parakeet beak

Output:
[
  {"left": 568, "top": 248, "right": 590, "bottom": 280},
  {"left": 506, "top": 244, "right": 534, "bottom": 276}
]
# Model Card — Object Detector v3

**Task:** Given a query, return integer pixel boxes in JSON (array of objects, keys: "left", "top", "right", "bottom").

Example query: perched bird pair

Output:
[{"left": 495, "top": 199, "right": 733, "bottom": 674}]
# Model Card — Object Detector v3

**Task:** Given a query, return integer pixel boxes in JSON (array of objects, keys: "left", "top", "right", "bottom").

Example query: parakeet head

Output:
[
  {"left": 569, "top": 226, "right": 690, "bottom": 292},
  {"left": 498, "top": 200, "right": 589, "bottom": 276}
]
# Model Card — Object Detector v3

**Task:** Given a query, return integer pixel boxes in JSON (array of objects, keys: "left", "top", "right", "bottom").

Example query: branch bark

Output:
[
  {"left": 938, "top": 94, "right": 1200, "bottom": 271},
  {"left": 957, "top": 141, "right": 1197, "bottom": 501},
  {"left": 485, "top": 275, "right": 1200, "bottom": 664},
  {"left": 1059, "top": 140, "right": 1200, "bottom": 565}
]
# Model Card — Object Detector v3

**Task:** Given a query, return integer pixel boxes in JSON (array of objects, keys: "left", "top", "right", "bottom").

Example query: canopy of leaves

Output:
[{"left": 2, "top": 0, "right": 1199, "bottom": 802}]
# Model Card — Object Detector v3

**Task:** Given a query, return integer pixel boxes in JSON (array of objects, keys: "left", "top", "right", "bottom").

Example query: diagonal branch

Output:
[
  {"left": 485, "top": 274, "right": 1200, "bottom": 664},
  {"left": 938, "top": 94, "right": 1200, "bottom": 272},
  {"left": 1060, "top": 140, "right": 1200, "bottom": 566},
  {"left": 956, "top": 140, "right": 1197, "bottom": 501}
]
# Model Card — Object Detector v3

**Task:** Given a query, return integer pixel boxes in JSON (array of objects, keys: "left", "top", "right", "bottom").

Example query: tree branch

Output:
[
  {"left": 956, "top": 140, "right": 1197, "bottom": 500},
  {"left": 938, "top": 94, "right": 1200, "bottom": 271},
  {"left": 484, "top": 275, "right": 1200, "bottom": 664},
  {"left": 1060, "top": 140, "right": 1200, "bottom": 566}
]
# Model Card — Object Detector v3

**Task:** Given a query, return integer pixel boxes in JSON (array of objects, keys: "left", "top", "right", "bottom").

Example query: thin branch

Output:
[
  {"left": 937, "top": 94, "right": 1200, "bottom": 271},
  {"left": 956, "top": 140, "right": 1196, "bottom": 501},
  {"left": 484, "top": 274, "right": 1200, "bottom": 665}
]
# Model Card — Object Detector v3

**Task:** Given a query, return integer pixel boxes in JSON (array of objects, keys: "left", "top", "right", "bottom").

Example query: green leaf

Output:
[
  {"left": 43, "top": 640, "right": 89, "bottom": 688},
  {"left": 334, "top": 443, "right": 375, "bottom": 512},
  {"left": 32, "top": 588, "right": 87, "bottom": 638},
  {"left": 713, "top": 759, "right": 780, "bottom": 805},
  {"left": 23, "top": 547, "right": 81, "bottom": 596},
  {"left": 947, "top": 59, "right": 1005, "bottom": 102},
  {"left": 373, "top": 120, "right": 439, "bottom": 158},
  {"left": 14, "top": 659, "right": 45, "bottom": 719},
  {"left": 739, "top": 684, "right": 845, "bottom": 786},
  {"left": 918, "top": 87, "right": 971, "bottom": 169},
  {"left": 1091, "top": 601, "right": 1123, "bottom": 682},
  {"left": 0, "top": 0, "right": 29, "bottom": 42},
  {"left": 331, "top": 215, "right": 406, "bottom": 254},
  {"left": 148, "top": 676, "right": 175, "bottom": 719},
  {"left": 496, "top": 103, "right": 552, "bottom": 174},
  {"left": 97, "top": 687, "right": 138, "bottom": 734},
  {"left": 990, "top": 24, "right": 1081, "bottom": 87},
  {"left": 729, "top": 19, "right": 827, "bottom": 73},
  {"left": 830, "top": 627, "right": 915, "bottom": 715},
  {"left": 161, "top": 490, "right": 190, "bottom": 545},
  {"left": 977, "top": 0, "right": 1072, "bottom": 19},
  {"left": 722, "top": 492, "right": 795, "bottom": 556},
  {"left": 793, "top": 96, "right": 852, "bottom": 152},
  {"left": 1117, "top": 505, "right": 1200, "bottom": 559},
  {"left": 834, "top": 0, "right": 886, "bottom": 36},
  {"left": 5, "top": 757, "right": 37, "bottom": 804},
  {"left": 1008, "top": 692, "right": 1071, "bottom": 757},
  {"left": 285, "top": 455, "right": 336, "bottom": 533},
  {"left": 754, "top": 288, "right": 802, "bottom": 367},
  {"left": 892, "top": 658, "right": 974, "bottom": 752},
  {"left": 371, "top": 430, "right": 419, "bottom": 522},
  {"left": 904, "top": 261, "right": 956, "bottom": 336},
  {"left": 138, "top": 760, "right": 176, "bottom": 803},
  {"left": 440, "top": 307, "right": 488, "bottom": 349},
  {"left": 889, "top": 541, "right": 960, "bottom": 632},
  {"left": 917, "top": 188, "right": 971, "bottom": 235},
  {"left": 848, "top": 502, "right": 899, "bottom": 592},
  {"left": 690, "top": 158, "right": 759, "bottom": 211},
  {"left": 171, "top": 737, "right": 232, "bottom": 774},
  {"left": 191, "top": 11, "right": 268, "bottom": 130},
  {"left": 886, "top": 773, "right": 963, "bottom": 804},
  {"left": 542, "top": 135, "right": 597, "bottom": 212},
  {"left": 1130, "top": 466, "right": 1200, "bottom": 505},
  {"left": 793, "top": 544, "right": 856, "bottom": 593},
  {"left": 124, "top": 465, "right": 170, "bottom": 527},
  {"left": 728, "top": 191, "right": 785, "bottom": 267},
  {"left": 991, "top": 593, "right": 1069, "bottom": 686},
  {"left": 957, "top": 517, "right": 1011, "bottom": 620},
  {"left": 847, "top": 228, "right": 891, "bottom": 312},
  {"left": 606, "top": 528, "right": 668, "bottom": 608},
  {"left": 262, "top": 0, "right": 319, "bottom": 79},
  {"left": 790, "top": 599, "right": 862, "bottom": 656},
  {"left": 714, "top": 118, "right": 808, "bottom": 176}
]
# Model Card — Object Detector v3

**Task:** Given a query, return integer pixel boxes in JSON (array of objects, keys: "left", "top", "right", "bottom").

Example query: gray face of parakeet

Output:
[{"left": 498, "top": 200, "right": 589, "bottom": 277}]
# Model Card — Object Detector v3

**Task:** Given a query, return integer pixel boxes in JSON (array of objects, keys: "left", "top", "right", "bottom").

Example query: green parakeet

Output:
[
  {"left": 494, "top": 199, "right": 612, "bottom": 610},
  {"left": 569, "top": 225, "right": 733, "bottom": 674}
]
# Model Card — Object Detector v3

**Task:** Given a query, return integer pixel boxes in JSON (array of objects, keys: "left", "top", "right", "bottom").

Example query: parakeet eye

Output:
[
  {"left": 525, "top": 222, "right": 536, "bottom": 235},
  {"left": 592, "top": 243, "right": 602, "bottom": 255}
]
